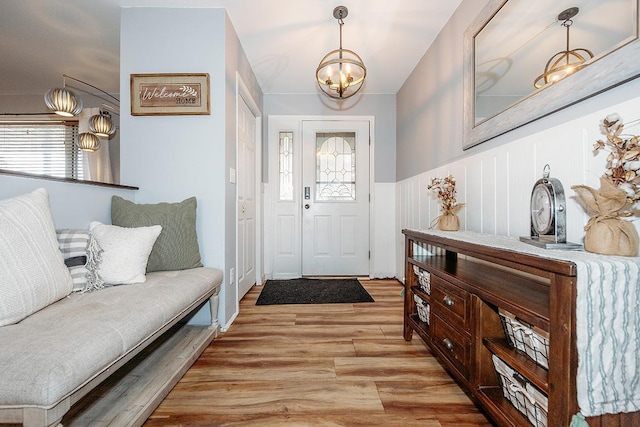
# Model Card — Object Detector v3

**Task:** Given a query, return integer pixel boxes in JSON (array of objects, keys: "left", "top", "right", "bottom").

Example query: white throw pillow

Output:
[
  {"left": 89, "top": 221, "right": 162, "bottom": 285},
  {"left": 0, "top": 188, "right": 73, "bottom": 326}
]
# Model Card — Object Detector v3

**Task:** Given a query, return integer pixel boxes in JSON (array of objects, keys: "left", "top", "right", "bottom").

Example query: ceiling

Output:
[{"left": 0, "top": 0, "right": 463, "bottom": 101}]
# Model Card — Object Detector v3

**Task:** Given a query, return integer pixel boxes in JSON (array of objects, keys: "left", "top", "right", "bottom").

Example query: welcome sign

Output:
[{"left": 131, "top": 73, "right": 210, "bottom": 115}]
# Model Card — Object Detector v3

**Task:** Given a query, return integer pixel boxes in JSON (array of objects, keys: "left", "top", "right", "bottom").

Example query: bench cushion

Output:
[{"left": 0, "top": 267, "right": 222, "bottom": 409}]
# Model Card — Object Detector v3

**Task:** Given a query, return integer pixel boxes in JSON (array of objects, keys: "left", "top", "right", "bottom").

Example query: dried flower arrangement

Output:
[
  {"left": 571, "top": 114, "right": 640, "bottom": 256},
  {"left": 428, "top": 175, "right": 464, "bottom": 231},
  {"left": 593, "top": 113, "right": 640, "bottom": 207}
]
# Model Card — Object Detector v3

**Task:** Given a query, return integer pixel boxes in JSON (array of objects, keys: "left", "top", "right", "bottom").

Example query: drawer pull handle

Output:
[
  {"left": 442, "top": 338, "right": 454, "bottom": 351},
  {"left": 443, "top": 295, "right": 455, "bottom": 307}
]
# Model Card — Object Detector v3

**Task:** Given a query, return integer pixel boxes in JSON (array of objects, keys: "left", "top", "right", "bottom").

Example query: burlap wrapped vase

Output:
[
  {"left": 572, "top": 177, "right": 639, "bottom": 257},
  {"left": 438, "top": 213, "right": 460, "bottom": 231},
  {"left": 584, "top": 216, "right": 638, "bottom": 256},
  {"left": 430, "top": 204, "right": 464, "bottom": 232}
]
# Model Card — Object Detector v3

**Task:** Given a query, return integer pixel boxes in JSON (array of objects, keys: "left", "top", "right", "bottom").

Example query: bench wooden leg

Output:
[
  {"left": 208, "top": 293, "right": 220, "bottom": 337},
  {"left": 22, "top": 399, "right": 68, "bottom": 427}
]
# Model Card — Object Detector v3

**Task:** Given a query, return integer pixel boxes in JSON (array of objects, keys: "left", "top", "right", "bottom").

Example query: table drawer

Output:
[
  {"left": 432, "top": 277, "right": 471, "bottom": 330},
  {"left": 432, "top": 315, "right": 471, "bottom": 381}
]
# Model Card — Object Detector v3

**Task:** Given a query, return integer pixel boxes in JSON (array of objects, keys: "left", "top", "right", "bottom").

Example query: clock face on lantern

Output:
[{"left": 531, "top": 184, "right": 553, "bottom": 235}]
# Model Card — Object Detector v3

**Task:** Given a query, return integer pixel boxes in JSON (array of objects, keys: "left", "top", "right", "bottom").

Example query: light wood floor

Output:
[{"left": 144, "top": 279, "right": 494, "bottom": 426}]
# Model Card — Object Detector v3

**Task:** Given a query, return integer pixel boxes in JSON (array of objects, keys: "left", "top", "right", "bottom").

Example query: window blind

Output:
[{"left": 0, "top": 123, "right": 83, "bottom": 179}]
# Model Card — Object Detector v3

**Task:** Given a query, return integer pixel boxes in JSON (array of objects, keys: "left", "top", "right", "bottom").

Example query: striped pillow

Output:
[{"left": 56, "top": 229, "right": 90, "bottom": 292}]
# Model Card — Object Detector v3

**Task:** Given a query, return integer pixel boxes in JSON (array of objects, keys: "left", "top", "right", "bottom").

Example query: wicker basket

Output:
[
  {"left": 492, "top": 354, "right": 548, "bottom": 427},
  {"left": 412, "top": 265, "right": 431, "bottom": 294},
  {"left": 499, "top": 309, "right": 549, "bottom": 369},
  {"left": 414, "top": 294, "right": 430, "bottom": 325}
]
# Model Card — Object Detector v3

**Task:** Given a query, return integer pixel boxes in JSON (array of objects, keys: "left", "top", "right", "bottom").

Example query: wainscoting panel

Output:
[
  {"left": 371, "top": 183, "right": 397, "bottom": 279},
  {"left": 396, "top": 96, "right": 640, "bottom": 279}
]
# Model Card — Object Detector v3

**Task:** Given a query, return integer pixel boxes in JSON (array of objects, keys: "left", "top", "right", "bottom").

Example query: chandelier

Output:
[
  {"left": 534, "top": 7, "right": 593, "bottom": 89},
  {"left": 316, "top": 6, "right": 367, "bottom": 99},
  {"left": 45, "top": 74, "right": 119, "bottom": 146}
]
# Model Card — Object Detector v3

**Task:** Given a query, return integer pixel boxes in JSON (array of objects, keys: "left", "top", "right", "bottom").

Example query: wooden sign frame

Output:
[{"left": 130, "top": 73, "right": 210, "bottom": 116}]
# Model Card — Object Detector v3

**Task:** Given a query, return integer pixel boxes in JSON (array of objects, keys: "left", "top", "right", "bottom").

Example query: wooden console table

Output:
[{"left": 402, "top": 229, "right": 640, "bottom": 427}]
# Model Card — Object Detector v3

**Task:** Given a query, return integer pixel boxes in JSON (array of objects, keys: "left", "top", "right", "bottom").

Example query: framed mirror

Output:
[{"left": 463, "top": 0, "right": 640, "bottom": 149}]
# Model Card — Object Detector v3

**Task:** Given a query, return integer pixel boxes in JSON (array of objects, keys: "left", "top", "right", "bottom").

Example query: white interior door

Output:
[
  {"left": 237, "top": 96, "right": 256, "bottom": 299},
  {"left": 301, "top": 120, "right": 370, "bottom": 276}
]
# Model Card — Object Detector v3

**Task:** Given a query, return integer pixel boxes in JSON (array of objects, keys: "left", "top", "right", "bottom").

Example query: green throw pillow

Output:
[{"left": 111, "top": 196, "right": 203, "bottom": 272}]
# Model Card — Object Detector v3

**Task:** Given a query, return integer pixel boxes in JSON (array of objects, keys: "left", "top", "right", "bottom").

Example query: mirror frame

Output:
[{"left": 463, "top": 0, "right": 640, "bottom": 150}]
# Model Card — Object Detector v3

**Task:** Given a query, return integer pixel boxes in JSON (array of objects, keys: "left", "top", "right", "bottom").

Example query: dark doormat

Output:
[{"left": 255, "top": 278, "right": 375, "bottom": 305}]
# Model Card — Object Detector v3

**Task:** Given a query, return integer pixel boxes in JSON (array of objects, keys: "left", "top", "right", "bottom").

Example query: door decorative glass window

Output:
[
  {"left": 278, "top": 131, "right": 294, "bottom": 201},
  {"left": 315, "top": 132, "right": 356, "bottom": 201}
]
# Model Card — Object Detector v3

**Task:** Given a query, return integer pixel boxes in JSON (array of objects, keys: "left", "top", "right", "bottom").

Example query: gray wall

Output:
[
  {"left": 396, "top": 1, "right": 487, "bottom": 181},
  {"left": 120, "top": 7, "right": 262, "bottom": 326},
  {"left": 263, "top": 93, "right": 396, "bottom": 183},
  {"left": 0, "top": 173, "right": 135, "bottom": 228},
  {"left": 396, "top": 0, "right": 640, "bottom": 181}
]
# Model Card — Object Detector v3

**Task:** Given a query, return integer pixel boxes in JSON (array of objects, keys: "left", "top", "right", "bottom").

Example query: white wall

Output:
[{"left": 396, "top": 93, "right": 640, "bottom": 278}]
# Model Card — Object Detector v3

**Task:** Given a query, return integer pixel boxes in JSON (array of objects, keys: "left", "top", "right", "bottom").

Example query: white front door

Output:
[
  {"left": 301, "top": 120, "right": 370, "bottom": 276},
  {"left": 237, "top": 96, "right": 256, "bottom": 299}
]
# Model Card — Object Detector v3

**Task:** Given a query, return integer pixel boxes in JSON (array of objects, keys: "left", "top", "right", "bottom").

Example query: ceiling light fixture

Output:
[
  {"left": 44, "top": 75, "right": 83, "bottom": 117},
  {"left": 77, "top": 132, "right": 101, "bottom": 152},
  {"left": 45, "top": 74, "right": 120, "bottom": 138},
  {"left": 316, "top": 6, "right": 367, "bottom": 99},
  {"left": 534, "top": 7, "right": 594, "bottom": 89}
]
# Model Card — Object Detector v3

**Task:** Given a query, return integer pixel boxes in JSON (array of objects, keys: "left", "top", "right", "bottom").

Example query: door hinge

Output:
[{"left": 368, "top": 251, "right": 371, "bottom": 259}]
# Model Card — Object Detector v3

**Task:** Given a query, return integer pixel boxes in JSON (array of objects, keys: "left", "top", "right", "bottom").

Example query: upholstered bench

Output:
[{"left": 0, "top": 188, "right": 223, "bottom": 426}]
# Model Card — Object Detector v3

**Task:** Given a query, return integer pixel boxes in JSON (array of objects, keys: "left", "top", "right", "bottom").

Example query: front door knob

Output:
[{"left": 304, "top": 204, "right": 310, "bottom": 209}]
